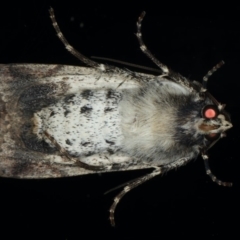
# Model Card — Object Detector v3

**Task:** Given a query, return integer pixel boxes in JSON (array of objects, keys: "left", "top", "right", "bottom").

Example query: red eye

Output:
[
  {"left": 205, "top": 108, "right": 216, "bottom": 118},
  {"left": 202, "top": 105, "right": 218, "bottom": 119}
]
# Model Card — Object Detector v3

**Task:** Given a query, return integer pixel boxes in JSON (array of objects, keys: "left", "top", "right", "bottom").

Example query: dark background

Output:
[{"left": 0, "top": 2, "right": 239, "bottom": 239}]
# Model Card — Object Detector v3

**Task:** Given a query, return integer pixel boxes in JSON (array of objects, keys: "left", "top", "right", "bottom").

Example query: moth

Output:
[{"left": 0, "top": 9, "right": 232, "bottom": 226}]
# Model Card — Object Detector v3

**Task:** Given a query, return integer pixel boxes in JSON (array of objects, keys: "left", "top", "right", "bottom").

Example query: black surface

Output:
[{"left": 0, "top": 2, "right": 239, "bottom": 239}]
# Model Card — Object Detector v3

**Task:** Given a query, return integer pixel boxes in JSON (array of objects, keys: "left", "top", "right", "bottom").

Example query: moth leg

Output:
[
  {"left": 201, "top": 61, "right": 225, "bottom": 92},
  {"left": 202, "top": 153, "right": 232, "bottom": 187},
  {"left": 136, "top": 12, "right": 169, "bottom": 75},
  {"left": 43, "top": 130, "right": 104, "bottom": 171},
  {"left": 49, "top": 8, "right": 106, "bottom": 71},
  {"left": 135, "top": 12, "right": 196, "bottom": 93},
  {"left": 109, "top": 167, "right": 162, "bottom": 226}
]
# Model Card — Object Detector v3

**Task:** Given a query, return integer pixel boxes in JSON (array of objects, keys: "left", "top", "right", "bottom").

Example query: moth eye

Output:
[
  {"left": 202, "top": 105, "right": 218, "bottom": 119},
  {"left": 205, "top": 108, "right": 216, "bottom": 118}
]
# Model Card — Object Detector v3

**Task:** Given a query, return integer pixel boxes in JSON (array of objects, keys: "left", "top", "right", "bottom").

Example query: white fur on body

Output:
[{"left": 33, "top": 72, "right": 198, "bottom": 168}]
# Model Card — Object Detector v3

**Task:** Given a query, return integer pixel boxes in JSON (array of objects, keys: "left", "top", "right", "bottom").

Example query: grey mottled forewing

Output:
[{"left": 0, "top": 64, "right": 151, "bottom": 178}]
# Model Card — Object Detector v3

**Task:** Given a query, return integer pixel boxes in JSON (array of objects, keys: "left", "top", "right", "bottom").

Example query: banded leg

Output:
[
  {"left": 201, "top": 61, "right": 225, "bottom": 92},
  {"left": 44, "top": 130, "right": 104, "bottom": 171},
  {"left": 109, "top": 167, "right": 162, "bottom": 226},
  {"left": 136, "top": 12, "right": 169, "bottom": 75},
  {"left": 202, "top": 153, "right": 232, "bottom": 187},
  {"left": 136, "top": 12, "right": 197, "bottom": 93},
  {"left": 49, "top": 8, "right": 106, "bottom": 71}
]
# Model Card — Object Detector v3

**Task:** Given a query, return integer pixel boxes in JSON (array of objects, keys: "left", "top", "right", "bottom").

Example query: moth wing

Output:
[{"left": 0, "top": 64, "right": 151, "bottom": 178}]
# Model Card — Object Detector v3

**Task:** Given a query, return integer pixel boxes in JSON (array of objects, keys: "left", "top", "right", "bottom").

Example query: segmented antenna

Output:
[
  {"left": 201, "top": 61, "right": 225, "bottom": 92},
  {"left": 136, "top": 12, "right": 169, "bottom": 75},
  {"left": 201, "top": 153, "right": 232, "bottom": 187}
]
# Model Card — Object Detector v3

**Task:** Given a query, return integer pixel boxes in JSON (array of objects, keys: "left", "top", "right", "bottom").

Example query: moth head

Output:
[
  {"left": 187, "top": 61, "right": 232, "bottom": 150},
  {"left": 198, "top": 92, "right": 232, "bottom": 149}
]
